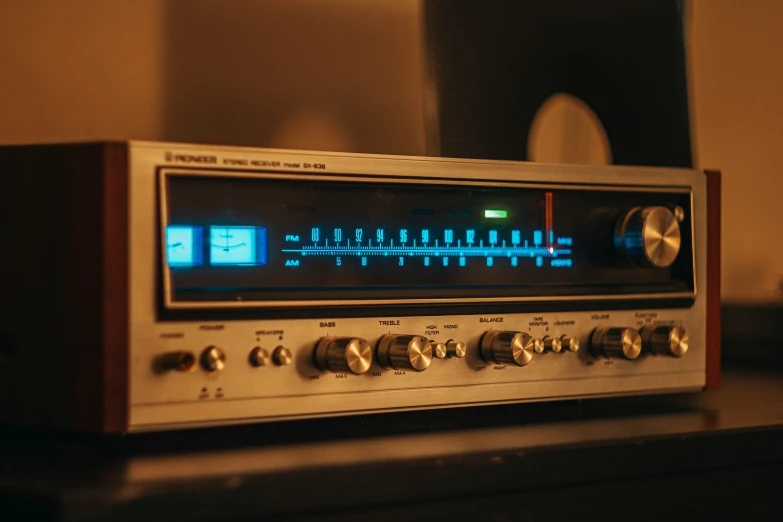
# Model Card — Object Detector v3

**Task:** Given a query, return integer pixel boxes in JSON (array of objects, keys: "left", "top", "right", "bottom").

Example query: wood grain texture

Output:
[
  {"left": 0, "top": 143, "right": 129, "bottom": 432},
  {"left": 705, "top": 169, "right": 722, "bottom": 390}
]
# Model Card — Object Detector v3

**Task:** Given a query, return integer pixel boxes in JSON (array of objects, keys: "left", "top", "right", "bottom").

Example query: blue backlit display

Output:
[
  {"left": 166, "top": 226, "right": 203, "bottom": 266},
  {"left": 281, "top": 226, "right": 573, "bottom": 269},
  {"left": 209, "top": 226, "right": 267, "bottom": 265}
]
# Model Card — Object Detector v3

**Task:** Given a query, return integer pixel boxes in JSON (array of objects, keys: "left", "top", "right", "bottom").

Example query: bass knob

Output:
[
  {"left": 377, "top": 334, "right": 432, "bottom": 371},
  {"left": 314, "top": 337, "right": 374, "bottom": 374}
]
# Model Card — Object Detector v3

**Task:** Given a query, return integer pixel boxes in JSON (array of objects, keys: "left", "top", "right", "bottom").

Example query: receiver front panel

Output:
[{"left": 128, "top": 142, "right": 708, "bottom": 431}]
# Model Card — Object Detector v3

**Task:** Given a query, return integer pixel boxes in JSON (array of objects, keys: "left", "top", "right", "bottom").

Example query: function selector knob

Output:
[
  {"left": 591, "top": 328, "right": 642, "bottom": 360},
  {"left": 641, "top": 325, "right": 689, "bottom": 357},
  {"left": 377, "top": 334, "right": 432, "bottom": 371},
  {"left": 430, "top": 340, "right": 448, "bottom": 360},
  {"left": 543, "top": 336, "right": 562, "bottom": 353},
  {"left": 315, "top": 337, "right": 373, "bottom": 374},
  {"left": 200, "top": 346, "right": 226, "bottom": 372},
  {"left": 480, "top": 331, "right": 538, "bottom": 366},
  {"left": 559, "top": 335, "right": 580, "bottom": 353},
  {"left": 446, "top": 339, "right": 467, "bottom": 358},
  {"left": 615, "top": 206, "right": 683, "bottom": 268}
]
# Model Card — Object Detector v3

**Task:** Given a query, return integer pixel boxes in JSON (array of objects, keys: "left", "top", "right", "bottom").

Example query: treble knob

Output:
[
  {"left": 640, "top": 325, "right": 688, "bottom": 357},
  {"left": 377, "top": 334, "right": 432, "bottom": 371},
  {"left": 615, "top": 206, "right": 683, "bottom": 268},
  {"left": 590, "top": 327, "right": 642, "bottom": 360},
  {"left": 480, "top": 330, "right": 538, "bottom": 366},
  {"left": 315, "top": 337, "right": 373, "bottom": 374}
]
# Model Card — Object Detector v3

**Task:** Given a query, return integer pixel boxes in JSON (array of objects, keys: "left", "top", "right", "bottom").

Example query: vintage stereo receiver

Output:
[{"left": 0, "top": 142, "right": 720, "bottom": 433}]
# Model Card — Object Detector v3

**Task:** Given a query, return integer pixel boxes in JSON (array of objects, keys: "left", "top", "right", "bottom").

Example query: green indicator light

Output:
[{"left": 484, "top": 209, "right": 508, "bottom": 219}]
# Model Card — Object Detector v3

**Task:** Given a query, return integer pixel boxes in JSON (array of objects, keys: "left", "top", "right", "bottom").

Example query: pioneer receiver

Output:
[{"left": 0, "top": 142, "right": 720, "bottom": 433}]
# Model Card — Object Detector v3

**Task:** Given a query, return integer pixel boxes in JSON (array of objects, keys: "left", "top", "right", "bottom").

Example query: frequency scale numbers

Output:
[{"left": 282, "top": 227, "right": 573, "bottom": 269}]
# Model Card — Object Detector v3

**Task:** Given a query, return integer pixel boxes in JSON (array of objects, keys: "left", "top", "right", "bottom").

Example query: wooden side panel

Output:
[
  {"left": 100, "top": 143, "right": 130, "bottom": 432},
  {"left": 705, "top": 169, "right": 721, "bottom": 390},
  {"left": 0, "top": 143, "right": 129, "bottom": 432}
]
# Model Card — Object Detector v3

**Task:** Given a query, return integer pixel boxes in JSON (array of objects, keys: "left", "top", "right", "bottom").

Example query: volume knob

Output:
[
  {"left": 480, "top": 330, "right": 537, "bottom": 366},
  {"left": 377, "top": 334, "right": 432, "bottom": 371},
  {"left": 315, "top": 337, "right": 373, "bottom": 374},
  {"left": 591, "top": 327, "right": 642, "bottom": 360},
  {"left": 641, "top": 325, "right": 688, "bottom": 357},
  {"left": 615, "top": 206, "right": 682, "bottom": 268}
]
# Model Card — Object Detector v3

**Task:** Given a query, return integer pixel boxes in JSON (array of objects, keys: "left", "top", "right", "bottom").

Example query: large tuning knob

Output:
[
  {"left": 615, "top": 206, "right": 683, "bottom": 268},
  {"left": 377, "top": 334, "right": 432, "bottom": 371},
  {"left": 640, "top": 325, "right": 689, "bottom": 357},
  {"left": 480, "top": 330, "right": 539, "bottom": 366},
  {"left": 314, "top": 337, "right": 373, "bottom": 374},
  {"left": 591, "top": 327, "right": 642, "bottom": 360}
]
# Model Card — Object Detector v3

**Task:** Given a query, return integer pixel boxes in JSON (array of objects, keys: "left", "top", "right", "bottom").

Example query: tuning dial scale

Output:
[
  {"left": 315, "top": 337, "right": 374, "bottom": 374},
  {"left": 377, "top": 334, "right": 432, "bottom": 371}
]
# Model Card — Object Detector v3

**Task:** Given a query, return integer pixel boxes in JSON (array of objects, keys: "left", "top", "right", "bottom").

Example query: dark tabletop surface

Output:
[{"left": 1, "top": 368, "right": 782, "bottom": 521}]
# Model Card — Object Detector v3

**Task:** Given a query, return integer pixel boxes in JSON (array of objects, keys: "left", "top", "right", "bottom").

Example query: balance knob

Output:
[
  {"left": 314, "top": 337, "right": 373, "bottom": 374},
  {"left": 200, "top": 346, "right": 226, "bottom": 372},
  {"left": 615, "top": 206, "right": 682, "bottom": 268},
  {"left": 560, "top": 335, "right": 580, "bottom": 353},
  {"left": 641, "top": 325, "right": 689, "bottom": 357},
  {"left": 591, "top": 328, "right": 642, "bottom": 360},
  {"left": 480, "top": 330, "right": 538, "bottom": 366},
  {"left": 377, "top": 334, "right": 432, "bottom": 371}
]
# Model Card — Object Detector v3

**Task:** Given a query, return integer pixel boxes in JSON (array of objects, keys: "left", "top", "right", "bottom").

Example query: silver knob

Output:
[
  {"left": 480, "top": 330, "right": 537, "bottom": 366},
  {"left": 559, "top": 335, "right": 580, "bottom": 353},
  {"left": 641, "top": 325, "right": 688, "bottom": 357},
  {"left": 615, "top": 206, "right": 682, "bottom": 268},
  {"left": 271, "top": 346, "right": 292, "bottom": 366},
  {"left": 591, "top": 328, "right": 642, "bottom": 360},
  {"left": 377, "top": 334, "right": 432, "bottom": 371},
  {"left": 315, "top": 337, "right": 373, "bottom": 374},
  {"left": 543, "top": 336, "right": 562, "bottom": 353},
  {"left": 248, "top": 347, "right": 269, "bottom": 367},
  {"left": 430, "top": 340, "right": 448, "bottom": 360},
  {"left": 446, "top": 339, "right": 467, "bottom": 358},
  {"left": 200, "top": 346, "right": 226, "bottom": 372}
]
